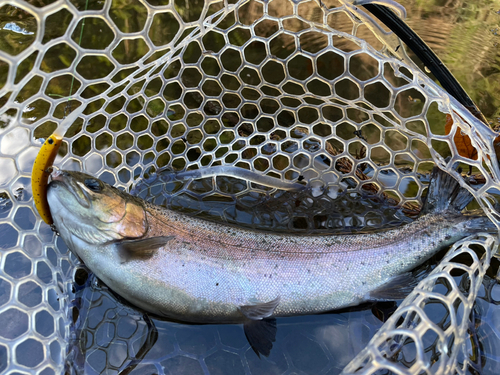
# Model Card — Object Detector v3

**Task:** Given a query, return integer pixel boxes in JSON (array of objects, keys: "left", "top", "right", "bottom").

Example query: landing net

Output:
[{"left": 0, "top": 0, "right": 499, "bottom": 374}]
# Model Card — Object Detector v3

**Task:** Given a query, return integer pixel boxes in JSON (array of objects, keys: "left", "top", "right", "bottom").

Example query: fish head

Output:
[{"left": 47, "top": 170, "right": 147, "bottom": 245}]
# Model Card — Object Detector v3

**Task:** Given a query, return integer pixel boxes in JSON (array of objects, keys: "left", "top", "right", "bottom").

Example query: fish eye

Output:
[{"left": 84, "top": 178, "right": 102, "bottom": 192}]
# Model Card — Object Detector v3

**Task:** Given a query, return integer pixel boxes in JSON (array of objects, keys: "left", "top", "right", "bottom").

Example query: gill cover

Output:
[{"left": 48, "top": 170, "right": 147, "bottom": 243}]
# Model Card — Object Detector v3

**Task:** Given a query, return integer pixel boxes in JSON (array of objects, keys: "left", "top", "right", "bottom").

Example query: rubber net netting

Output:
[{"left": 0, "top": 0, "right": 500, "bottom": 374}]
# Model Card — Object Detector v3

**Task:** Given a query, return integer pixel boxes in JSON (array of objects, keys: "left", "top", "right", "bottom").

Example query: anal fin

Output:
[{"left": 116, "top": 236, "right": 174, "bottom": 263}]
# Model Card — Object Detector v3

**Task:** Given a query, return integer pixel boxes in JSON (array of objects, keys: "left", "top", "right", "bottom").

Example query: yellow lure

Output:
[{"left": 32, "top": 134, "right": 63, "bottom": 225}]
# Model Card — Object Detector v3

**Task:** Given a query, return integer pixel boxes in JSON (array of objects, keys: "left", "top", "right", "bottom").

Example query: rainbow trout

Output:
[{"left": 47, "top": 167, "right": 493, "bottom": 354}]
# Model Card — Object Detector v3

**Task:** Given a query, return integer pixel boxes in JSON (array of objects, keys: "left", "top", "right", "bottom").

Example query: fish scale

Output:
[{"left": 110, "top": 210, "right": 462, "bottom": 321}]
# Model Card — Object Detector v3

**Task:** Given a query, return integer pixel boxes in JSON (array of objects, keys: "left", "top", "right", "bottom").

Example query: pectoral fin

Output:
[
  {"left": 238, "top": 296, "right": 280, "bottom": 320},
  {"left": 116, "top": 236, "right": 174, "bottom": 263},
  {"left": 243, "top": 318, "right": 277, "bottom": 358}
]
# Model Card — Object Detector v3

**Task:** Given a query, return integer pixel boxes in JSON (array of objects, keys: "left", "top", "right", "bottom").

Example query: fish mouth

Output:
[{"left": 48, "top": 170, "right": 91, "bottom": 209}]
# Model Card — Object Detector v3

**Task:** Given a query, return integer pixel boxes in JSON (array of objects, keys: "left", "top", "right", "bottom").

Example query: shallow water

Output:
[
  {"left": 67, "top": 271, "right": 383, "bottom": 374},
  {"left": 1, "top": 0, "right": 500, "bottom": 374},
  {"left": 66, "top": 2, "right": 500, "bottom": 373}
]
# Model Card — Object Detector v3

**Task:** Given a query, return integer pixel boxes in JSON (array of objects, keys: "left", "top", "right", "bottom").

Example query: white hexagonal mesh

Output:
[
  {"left": 342, "top": 234, "right": 498, "bottom": 375},
  {"left": 0, "top": 0, "right": 499, "bottom": 374}
]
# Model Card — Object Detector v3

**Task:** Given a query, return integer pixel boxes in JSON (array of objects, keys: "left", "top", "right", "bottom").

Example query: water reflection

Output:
[
  {"left": 67, "top": 271, "right": 383, "bottom": 375},
  {"left": 65, "top": 241, "right": 500, "bottom": 375},
  {"left": 402, "top": 1, "right": 500, "bottom": 124}
]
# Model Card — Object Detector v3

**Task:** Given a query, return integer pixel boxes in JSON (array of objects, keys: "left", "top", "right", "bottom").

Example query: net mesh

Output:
[
  {"left": 0, "top": 0, "right": 499, "bottom": 373},
  {"left": 342, "top": 234, "right": 498, "bottom": 375}
]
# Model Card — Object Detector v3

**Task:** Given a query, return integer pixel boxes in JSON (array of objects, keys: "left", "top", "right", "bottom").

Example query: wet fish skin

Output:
[{"left": 47, "top": 169, "right": 492, "bottom": 323}]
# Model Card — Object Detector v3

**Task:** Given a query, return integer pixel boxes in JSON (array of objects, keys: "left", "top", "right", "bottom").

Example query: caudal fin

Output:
[{"left": 421, "top": 167, "right": 474, "bottom": 215}]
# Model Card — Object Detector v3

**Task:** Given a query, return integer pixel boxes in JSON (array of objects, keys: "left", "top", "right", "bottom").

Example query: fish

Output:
[{"left": 46, "top": 167, "right": 495, "bottom": 356}]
